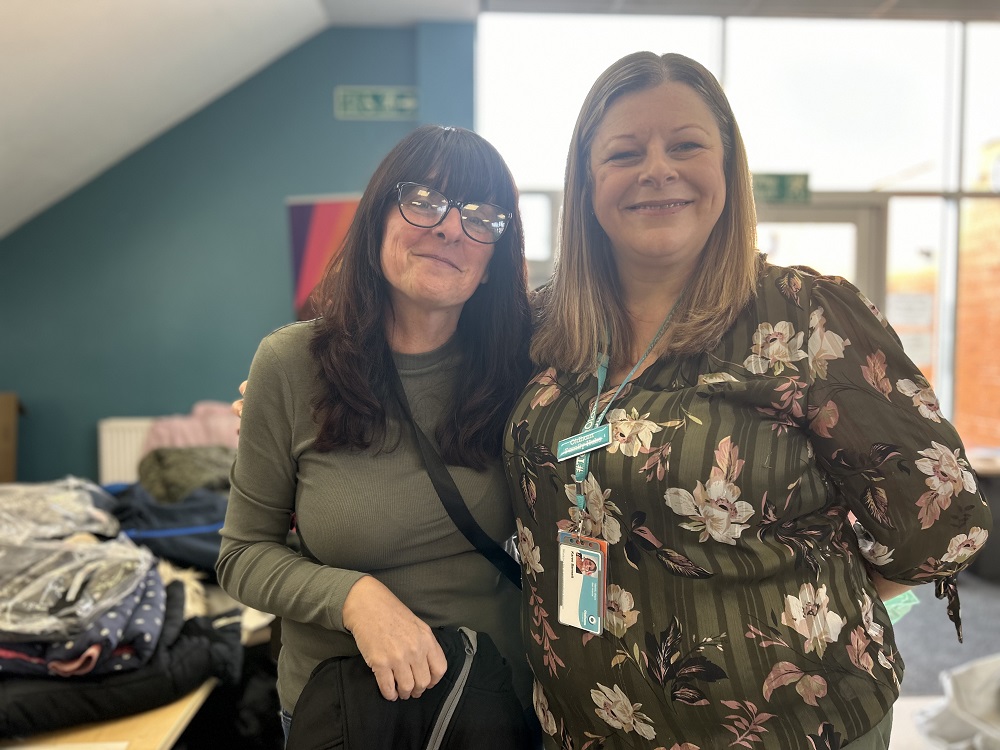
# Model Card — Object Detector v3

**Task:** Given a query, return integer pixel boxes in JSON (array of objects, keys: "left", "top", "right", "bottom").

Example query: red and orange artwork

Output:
[{"left": 287, "top": 195, "right": 360, "bottom": 319}]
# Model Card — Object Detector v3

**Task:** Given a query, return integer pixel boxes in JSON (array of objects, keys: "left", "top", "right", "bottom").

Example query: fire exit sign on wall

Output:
[
  {"left": 334, "top": 86, "right": 418, "bottom": 121},
  {"left": 752, "top": 173, "right": 810, "bottom": 204}
]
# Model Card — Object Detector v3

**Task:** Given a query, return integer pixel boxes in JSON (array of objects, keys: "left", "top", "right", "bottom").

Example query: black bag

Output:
[{"left": 285, "top": 626, "right": 531, "bottom": 750}]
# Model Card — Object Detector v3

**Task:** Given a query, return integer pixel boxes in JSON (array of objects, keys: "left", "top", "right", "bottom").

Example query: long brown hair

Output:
[
  {"left": 309, "top": 125, "right": 531, "bottom": 469},
  {"left": 531, "top": 52, "right": 760, "bottom": 372}
]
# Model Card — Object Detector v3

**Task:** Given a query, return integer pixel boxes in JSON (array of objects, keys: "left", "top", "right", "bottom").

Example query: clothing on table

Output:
[
  {"left": 0, "top": 564, "right": 166, "bottom": 677},
  {"left": 0, "top": 534, "right": 155, "bottom": 642},
  {"left": 505, "top": 263, "right": 992, "bottom": 749},
  {"left": 0, "top": 580, "right": 243, "bottom": 738},
  {"left": 0, "top": 476, "right": 120, "bottom": 543},
  {"left": 110, "top": 483, "right": 228, "bottom": 575},
  {"left": 217, "top": 320, "right": 529, "bottom": 715}
]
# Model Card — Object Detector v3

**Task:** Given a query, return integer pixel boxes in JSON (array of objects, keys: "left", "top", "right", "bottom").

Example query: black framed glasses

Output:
[{"left": 395, "top": 182, "right": 510, "bottom": 244}]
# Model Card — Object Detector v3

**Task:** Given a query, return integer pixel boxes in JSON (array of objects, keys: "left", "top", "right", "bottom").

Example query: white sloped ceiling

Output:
[
  {"left": 0, "top": 0, "right": 332, "bottom": 239},
  {"left": 2, "top": 0, "right": 996, "bottom": 240}
]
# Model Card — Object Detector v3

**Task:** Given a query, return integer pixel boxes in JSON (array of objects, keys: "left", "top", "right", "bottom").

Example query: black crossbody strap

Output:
[{"left": 390, "top": 366, "right": 522, "bottom": 590}]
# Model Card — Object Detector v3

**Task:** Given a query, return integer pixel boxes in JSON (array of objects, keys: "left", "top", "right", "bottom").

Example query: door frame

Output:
[{"left": 756, "top": 192, "right": 890, "bottom": 311}]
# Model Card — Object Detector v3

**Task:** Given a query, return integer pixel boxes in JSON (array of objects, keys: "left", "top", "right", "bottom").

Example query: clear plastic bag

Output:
[
  {"left": 915, "top": 653, "right": 1000, "bottom": 750},
  {"left": 0, "top": 533, "right": 154, "bottom": 641}
]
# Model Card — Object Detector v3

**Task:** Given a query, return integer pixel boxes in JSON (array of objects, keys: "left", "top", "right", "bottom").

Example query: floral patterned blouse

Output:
[{"left": 504, "top": 263, "right": 992, "bottom": 750}]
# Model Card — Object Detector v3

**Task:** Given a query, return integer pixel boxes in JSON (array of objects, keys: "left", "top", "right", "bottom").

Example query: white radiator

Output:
[{"left": 97, "top": 417, "right": 155, "bottom": 485}]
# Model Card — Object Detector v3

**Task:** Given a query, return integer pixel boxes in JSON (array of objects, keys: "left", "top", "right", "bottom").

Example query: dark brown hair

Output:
[{"left": 308, "top": 125, "right": 531, "bottom": 469}]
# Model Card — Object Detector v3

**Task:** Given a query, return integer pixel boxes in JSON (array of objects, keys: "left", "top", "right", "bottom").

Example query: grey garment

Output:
[
  {"left": 0, "top": 534, "right": 155, "bottom": 641},
  {"left": 0, "top": 477, "right": 152, "bottom": 642},
  {"left": 0, "top": 476, "right": 120, "bottom": 543},
  {"left": 218, "top": 321, "right": 529, "bottom": 714}
]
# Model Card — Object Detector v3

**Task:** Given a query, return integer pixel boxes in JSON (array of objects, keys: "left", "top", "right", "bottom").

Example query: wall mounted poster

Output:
[{"left": 287, "top": 194, "right": 361, "bottom": 319}]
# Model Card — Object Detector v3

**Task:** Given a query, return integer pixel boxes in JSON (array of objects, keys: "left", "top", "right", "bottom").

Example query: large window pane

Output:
[
  {"left": 726, "top": 19, "right": 954, "bottom": 192},
  {"left": 964, "top": 24, "right": 1000, "bottom": 192},
  {"left": 476, "top": 13, "right": 721, "bottom": 190},
  {"left": 758, "top": 222, "right": 857, "bottom": 282},
  {"left": 885, "top": 197, "right": 943, "bottom": 385},
  {"left": 955, "top": 198, "right": 1000, "bottom": 449}
]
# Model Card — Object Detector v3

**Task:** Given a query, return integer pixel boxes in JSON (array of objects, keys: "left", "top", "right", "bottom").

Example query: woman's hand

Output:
[
  {"left": 232, "top": 380, "right": 247, "bottom": 418},
  {"left": 342, "top": 576, "right": 448, "bottom": 701}
]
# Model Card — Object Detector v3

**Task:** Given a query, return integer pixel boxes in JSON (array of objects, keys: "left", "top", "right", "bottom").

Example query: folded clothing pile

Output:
[{"left": 0, "top": 477, "right": 242, "bottom": 739}]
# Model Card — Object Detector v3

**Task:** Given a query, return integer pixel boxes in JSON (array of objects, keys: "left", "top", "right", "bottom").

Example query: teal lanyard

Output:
[{"left": 572, "top": 296, "right": 684, "bottom": 513}]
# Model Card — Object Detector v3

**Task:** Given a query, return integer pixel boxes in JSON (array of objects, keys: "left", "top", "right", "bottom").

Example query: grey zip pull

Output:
[{"left": 425, "top": 628, "right": 478, "bottom": 750}]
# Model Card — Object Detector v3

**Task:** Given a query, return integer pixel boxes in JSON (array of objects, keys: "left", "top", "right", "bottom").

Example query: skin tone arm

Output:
[
  {"left": 870, "top": 570, "right": 915, "bottom": 603},
  {"left": 342, "top": 577, "right": 448, "bottom": 700}
]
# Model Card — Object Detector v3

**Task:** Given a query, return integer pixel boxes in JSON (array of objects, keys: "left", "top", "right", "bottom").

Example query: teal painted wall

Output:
[{"left": 0, "top": 23, "right": 475, "bottom": 482}]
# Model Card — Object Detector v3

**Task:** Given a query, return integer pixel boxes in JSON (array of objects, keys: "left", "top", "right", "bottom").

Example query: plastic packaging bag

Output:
[{"left": 915, "top": 653, "right": 1000, "bottom": 749}]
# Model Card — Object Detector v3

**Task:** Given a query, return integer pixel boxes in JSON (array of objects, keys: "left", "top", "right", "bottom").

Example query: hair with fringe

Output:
[
  {"left": 531, "top": 52, "right": 760, "bottom": 372},
  {"left": 308, "top": 125, "right": 532, "bottom": 469}
]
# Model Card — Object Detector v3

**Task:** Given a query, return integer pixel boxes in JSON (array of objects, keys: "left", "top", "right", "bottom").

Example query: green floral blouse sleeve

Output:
[
  {"left": 506, "top": 265, "right": 994, "bottom": 748},
  {"left": 801, "top": 272, "right": 992, "bottom": 608}
]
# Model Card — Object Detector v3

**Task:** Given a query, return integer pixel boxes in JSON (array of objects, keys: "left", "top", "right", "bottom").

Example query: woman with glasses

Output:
[{"left": 217, "top": 124, "right": 536, "bottom": 746}]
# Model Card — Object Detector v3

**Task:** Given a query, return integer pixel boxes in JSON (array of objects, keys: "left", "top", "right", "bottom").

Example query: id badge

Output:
[
  {"left": 557, "top": 532, "right": 608, "bottom": 635},
  {"left": 556, "top": 423, "right": 612, "bottom": 462}
]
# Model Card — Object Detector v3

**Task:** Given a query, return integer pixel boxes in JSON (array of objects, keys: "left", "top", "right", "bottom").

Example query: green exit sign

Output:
[
  {"left": 753, "top": 173, "right": 810, "bottom": 203},
  {"left": 334, "top": 86, "right": 418, "bottom": 121}
]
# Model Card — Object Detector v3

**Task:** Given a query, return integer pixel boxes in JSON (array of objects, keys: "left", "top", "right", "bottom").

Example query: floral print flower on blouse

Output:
[
  {"left": 517, "top": 518, "right": 544, "bottom": 579},
  {"left": 941, "top": 527, "right": 989, "bottom": 564},
  {"left": 858, "top": 538, "right": 895, "bottom": 567},
  {"left": 744, "top": 322, "right": 807, "bottom": 375},
  {"left": 808, "top": 306, "right": 850, "bottom": 379},
  {"left": 861, "top": 350, "right": 892, "bottom": 399},
  {"left": 605, "top": 584, "right": 639, "bottom": 637},
  {"left": 606, "top": 408, "right": 662, "bottom": 457},
  {"left": 914, "top": 441, "right": 978, "bottom": 529},
  {"left": 590, "top": 683, "right": 657, "bottom": 740},
  {"left": 858, "top": 591, "right": 885, "bottom": 646},
  {"left": 665, "top": 437, "right": 754, "bottom": 545},
  {"left": 533, "top": 679, "right": 558, "bottom": 736},
  {"left": 562, "top": 472, "right": 622, "bottom": 544},
  {"left": 780, "top": 583, "right": 846, "bottom": 659},
  {"left": 896, "top": 376, "right": 943, "bottom": 422},
  {"left": 530, "top": 367, "right": 561, "bottom": 409}
]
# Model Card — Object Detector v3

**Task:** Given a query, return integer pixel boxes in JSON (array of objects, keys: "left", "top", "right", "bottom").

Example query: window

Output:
[
  {"left": 963, "top": 25, "right": 1000, "bottom": 191},
  {"left": 476, "top": 13, "right": 721, "bottom": 192},
  {"left": 726, "top": 18, "right": 954, "bottom": 192},
  {"left": 955, "top": 197, "right": 1000, "bottom": 448},
  {"left": 478, "top": 16, "right": 1000, "bottom": 445}
]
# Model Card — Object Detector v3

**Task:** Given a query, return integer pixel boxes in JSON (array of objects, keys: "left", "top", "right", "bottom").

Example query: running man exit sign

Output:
[{"left": 334, "top": 86, "right": 418, "bottom": 121}]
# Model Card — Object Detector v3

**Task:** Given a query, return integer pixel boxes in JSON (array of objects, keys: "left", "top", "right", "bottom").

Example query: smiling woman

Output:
[
  {"left": 380, "top": 182, "right": 499, "bottom": 342},
  {"left": 507, "top": 51, "right": 991, "bottom": 750},
  {"left": 588, "top": 81, "right": 727, "bottom": 310},
  {"left": 215, "top": 124, "right": 536, "bottom": 747}
]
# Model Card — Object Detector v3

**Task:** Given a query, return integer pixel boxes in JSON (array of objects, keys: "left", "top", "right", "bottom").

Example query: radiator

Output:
[{"left": 97, "top": 417, "right": 155, "bottom": 485}]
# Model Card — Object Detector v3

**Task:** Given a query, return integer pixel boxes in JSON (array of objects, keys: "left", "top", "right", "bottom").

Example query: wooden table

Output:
[{"left": 0, "top": 678, "right": 217, "bottom": 750}]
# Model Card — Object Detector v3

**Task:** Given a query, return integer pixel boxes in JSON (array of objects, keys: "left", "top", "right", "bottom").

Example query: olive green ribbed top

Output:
[{"left": 218, "top": 320, "right": 528, "bottom": 713}]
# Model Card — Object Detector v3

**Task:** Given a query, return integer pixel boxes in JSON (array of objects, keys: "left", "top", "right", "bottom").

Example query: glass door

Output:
[{"left": 755, "top": 193, "right": 889, "bottom": 310}]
